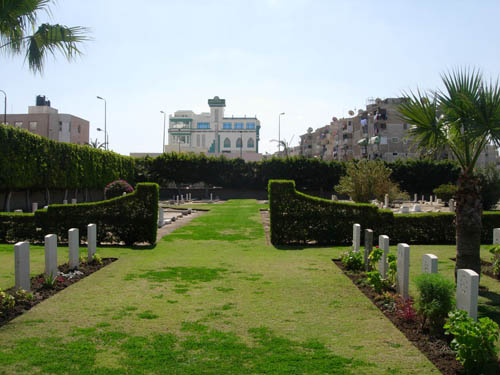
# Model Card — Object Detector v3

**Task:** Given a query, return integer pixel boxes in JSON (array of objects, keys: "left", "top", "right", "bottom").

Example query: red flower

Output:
[{"left": 56, "top": 276, "right": 65, "bottom": 283}]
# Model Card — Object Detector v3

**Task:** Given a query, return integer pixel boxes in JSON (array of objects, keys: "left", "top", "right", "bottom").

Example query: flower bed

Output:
[{"left": 0, "top": 258, "right": 117, "bottom": 329}]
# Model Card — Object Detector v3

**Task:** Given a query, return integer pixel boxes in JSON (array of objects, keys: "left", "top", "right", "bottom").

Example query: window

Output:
[
  {"left": 202, "top": 134, "right": 206, "bottom": 147},
  {"left": 392, "top": 137, "right": 399, "bottom": 143},
  {"left": 197, "top": 122, "right": 210, "bottom": 129},
  {"left": 246, "top": 122, "right": 255, "bottom": 129},
  {"left": 14, "top": 121, "right": 23, "bottom": 128},
  {"left": 236, "top": 138, "right": 242, "bottom": 148},
  {"left": 196, "top": 134, "right": 200, "bottom": 147},
  {"left": 223, "top": 138, "right": 231, "bottom": 148},
  {"left": 173, "top": 135, "right": 190, "bottom": 144},
  {"left": 29, "top": 121, "right": 37, "bottom": 130},
  {"left": 234, "top": 122, "right": 244, "bottom": 129},
  {"left": 247, "top": 138, "right": 254, "bottom": 148},
  {"left": 59, "top": 121, "right": 63, "bottom": 131},
  {"left": 403, "top": 123, "right": 408, "bottom": 130},
  {"left": 223, "top": 122, "right": 232, "bottom": 129},
  {"left": 78, "top": 125, "right": 81, "bottom": 134}
]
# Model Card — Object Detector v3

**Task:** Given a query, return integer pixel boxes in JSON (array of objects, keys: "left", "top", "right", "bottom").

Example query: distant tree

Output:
[
  {"left": 0, "top": 0, "right": 90, "bottom": 74},
  {"left": 85, "top": 138, "right": 106, "bottom": 149}
]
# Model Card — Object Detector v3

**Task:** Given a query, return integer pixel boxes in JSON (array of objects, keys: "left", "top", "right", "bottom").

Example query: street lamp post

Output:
[
  {"left": 278, "top": 112, "right": 285, "bottom": 155},
  {"left": 240, "top": 130, "right": 243, "bottom": 158},
  {"left": 0, "top": 90, "right": 6, "bottom": 124},
  {"left": 96, "top": 96, "right": 107, "bottom": 150},
  {"left": 96, "top": 128, "right": 108, "bottom": 148},
  {"left": 160, "top": 110, "right": 166, "bottom": 154}
]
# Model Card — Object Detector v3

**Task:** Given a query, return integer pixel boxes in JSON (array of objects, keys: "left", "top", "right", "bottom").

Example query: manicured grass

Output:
[{"left": 0, "top": 200, "right": 440, "bottom": 374}]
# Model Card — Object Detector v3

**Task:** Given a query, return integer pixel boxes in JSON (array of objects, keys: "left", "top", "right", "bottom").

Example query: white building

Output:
[{"left": 165, "top": 97, "right": 261, "bottom": 159}]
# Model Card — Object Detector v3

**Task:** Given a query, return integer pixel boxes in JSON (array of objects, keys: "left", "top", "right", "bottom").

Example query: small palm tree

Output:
[
  {"left": 399, "top": 69, "right": 500, "bottom": 277},
  {"left": 0, "top": 0, "right": 90, "bottom": 74},
  {"left": 85, "top": 138, "right": 106, "bottom": 149}
]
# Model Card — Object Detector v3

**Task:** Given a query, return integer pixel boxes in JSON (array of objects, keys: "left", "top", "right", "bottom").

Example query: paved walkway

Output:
[{"left": 156, "top": 209, "right": 206, "bottom": 242}]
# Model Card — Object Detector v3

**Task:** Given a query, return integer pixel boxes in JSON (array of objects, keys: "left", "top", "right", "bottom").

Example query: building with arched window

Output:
[{"left": 165, "top": 97, "right": 262, "bottom": 161}]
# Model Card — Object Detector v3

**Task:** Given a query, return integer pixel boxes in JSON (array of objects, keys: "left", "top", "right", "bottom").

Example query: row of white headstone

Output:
[
  {"left": 352, "top": 223, "right": 481, "bottom": 320},
  {"left": 14, "top": 224, "right": 97, "bottom": 292},
  {"left": 172, "top": 193, "right": 198, "bottom": 205},
  {"left": 13, "top": 199, "right": 79, "bottom": 214},
  {"left": 158, "top": 207, "right": 192, "bottom": 228}
]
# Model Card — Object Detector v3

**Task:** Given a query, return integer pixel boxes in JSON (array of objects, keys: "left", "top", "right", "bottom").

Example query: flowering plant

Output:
[{"left": 104, "top": 180, "right": 134, "bottom": 199}]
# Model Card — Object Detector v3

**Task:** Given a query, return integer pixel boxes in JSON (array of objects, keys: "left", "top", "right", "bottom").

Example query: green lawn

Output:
[{"left": 0, "top": 200, "right": 454, "bottom": 374}]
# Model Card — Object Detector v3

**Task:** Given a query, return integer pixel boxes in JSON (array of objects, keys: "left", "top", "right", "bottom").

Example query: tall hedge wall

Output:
[
  {"left": 268, "top": 179, "right": 500, "bottom": 246},
  {"left": 0, "top": 183, "right": 159, "bottom": 245},
  {"left": 0, "top": 125, "right": 135, "bottom": 190},
  {"left": 141, "top": 153, "right": 459, "bottom": 195}
]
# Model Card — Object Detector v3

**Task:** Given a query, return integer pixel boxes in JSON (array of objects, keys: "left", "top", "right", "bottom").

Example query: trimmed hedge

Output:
[
  {"left": 269, "top": 179, "right": 500, "bottom": 246},
  {"left": 0, "top": 183, "right": 159, "bottom": 245},
  {"left": 0, "top": 124, "right": 135, "bottom": 190}
]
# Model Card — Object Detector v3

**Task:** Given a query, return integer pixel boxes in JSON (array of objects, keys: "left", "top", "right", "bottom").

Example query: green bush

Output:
[
  {"left": 489, "top": 245, "right": 500, "bottom": 276},
  {"left": 444, "top": 310, "right": 499, "bottom": 374},
  {"left": 341, "top": 250, "right": 363, "bottom": 271},
  {"left": 433, "top": 184, "right": 457, "bottom": 203},
  {"left": 414, "top": 273, "right": 455, "bottom": 332},
  {"left": 0, "top": 183, "right": 159, "bottom": 245}
]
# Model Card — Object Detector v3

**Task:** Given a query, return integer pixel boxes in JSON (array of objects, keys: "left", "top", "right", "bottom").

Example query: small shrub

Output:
[
  {"left": 42, "top": 274, "right": 57, "bottom": 289},
  {"left": 375, "top": 291, "right": 396, "bottom": 311},
  {"left": 444, "top": 310, "right": 499, "bottom": 374},
  {"left": 14, "top": 289, "right": 33, "bottom": 302},
  {"left": 341, "top": 250, "right": 363, "bottom": 271},
  {"left": 368, "top": 246, "right": 383, "bottom": 270},
  {"left": 104, "top": 179, "right": 134, "bottom": 199},
  {"left": 396, "top": 297, "right": 417, "bottom": 323},
  {"left": 92, "top": 253, "right": 103, "bottom": 265},
  {"left": 79, "top": 255, "right": 87, "bottom": 264},
  {"left": 489, "top": 245, "right": 500, "bottom": 276},
  {"left": 0, "top": 289, "right": 15, "bottom": 313},
  {"left": 366, "top": 271, "right": 390, "bottom": 294},
  {"left": 415, "top": 273, "right": 455, "bottom": 332},
  {"left": 387, "top": 253, "right": 397, "bottom": 285},
  {"left": 433, "top": 184, "right": 457, "bottom": 203}
]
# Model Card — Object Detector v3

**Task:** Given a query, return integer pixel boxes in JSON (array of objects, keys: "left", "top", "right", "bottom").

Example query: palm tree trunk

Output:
[{"left": 455, "top": 171, "right": 482, "bottom": 279}]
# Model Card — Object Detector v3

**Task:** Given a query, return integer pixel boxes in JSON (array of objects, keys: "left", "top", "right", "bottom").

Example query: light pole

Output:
[
  {"left": 96, "top": 96, "right": 107, "bottom": 150},
  {"left": 0, "top": 90, "right": 6, "bottom": 125},
  {"left": 278, "top": 112, "right": 285, "bottom": 155},
  {"left": 160, "top": 110, "right": 166, "bottom": 154}
]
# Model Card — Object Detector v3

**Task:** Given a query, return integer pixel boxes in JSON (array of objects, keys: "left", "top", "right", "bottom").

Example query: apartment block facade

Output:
[
  {"left": 165, "top": 97, "right": 261, "bottom": 159},
  {"left": 3, "top": 96, "right": 89, "bottom": 145}
]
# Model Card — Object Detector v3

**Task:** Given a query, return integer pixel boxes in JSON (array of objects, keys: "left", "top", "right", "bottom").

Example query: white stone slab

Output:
[
  {"left": 210, "top": 193, "right": 213, "bottom": 201},
  {"left": 449, "top": 199, "right": 455, "bottom": 212},
  {"left": 422, "top": 254, "right": 438, "bottom": 274},
  {"left": 494, "top": 228, "right": 500, "bottom": 245},
  {"left": 436, "top": 198, "right": 442, "bottom": 205},
  {"left": 87, "top": 224, "right": 97, "bottom": 262},
  {"left": 32, "top": 202, "right": 38, "bottom": 213},
  {"left": 414, "top": 193, "right": 418, "bottom": 202},
  {"left": 63, "top": 199, "right": 68, "bottom": 204},
  {"left": 352, "top": 224, "right": 361, "bottom": 252},
  {"left": 456, "top": 269, "right": 479, "bottom": 320},
  {"left": 411, "top": 204, "right": 422, "bottom": 212},
  {"left": 44, "top": 234, "right": 58, "bottom": 278},
  {"left": 397, "top": 243, "right": 410, "bottom": 299},
  {"left": 14, "top": 209, "right": 23, "bottom": 213},
  {"left": 15, "top": 241, "right": 30, "bottom": 291},
  {"left": 378, "top": 235, "right": 389, "bottom": 278},
  {"left": 68, "top": 228, "right": 79, "bottom": 270},
  {"left": 400, "top": 206, "right": 410, "bottom": 214},
  {"left": 364, "top": 229, "right": 373, "bottom": 271},
  {"left": 384, "top": 194, "right": 389, "bottom": 209},
  {"left": 71, "top": 198, "right": 77, "bottom": 204}
]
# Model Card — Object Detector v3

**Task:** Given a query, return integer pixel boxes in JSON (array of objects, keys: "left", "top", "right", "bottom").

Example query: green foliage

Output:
[
  {"left": 0, "top": 183, "right": 159, "bottom": 245},
  {"left": 104, "top": 180, "right": 134, "bottom": 199},
  {"left": 414, "top": 274, "right": 455, "bottom": 332},
  {"left": 444, "top": 310, "right": 499, "bottom": 374},
  {"left": 368, "top": 246, "right": 383, "bottom": 270},
  {"left": 92, "top": 253, "right": 103, "bottom": 265},
  {"left": 14, "top": 289, "right": 33, "bottom": 302},
  {"left": 340, "top": 250, "right": 363, "bottom": 271},
  {"left": 365, "top": 271, "right": 390, "bottom": 294},
  {"left": 386, "top": 253, "right": 397, "bottom": 285},
  {"left": 0, "top": 124, "right": 135, "bottom": 190},
  {"left": 489, "top": 245, "right": 500, "bottom": 276},
  {"left": 335, "top": 160, "right": 408, "bottom": 203},
  {"left": 268, "top": 180, "right": 500, "bottom": 246},
  {"left": 478, "top": 165, "right": 500, "bottom": 210},
  {"left": 0, "top": 289, "right": 15, "bottom": 313},
  {"left": 433, "top": 184, "right": 457, "bottom": 203},
  {"left": 42, "top": 273, "right": 57, "bottom": 289}
]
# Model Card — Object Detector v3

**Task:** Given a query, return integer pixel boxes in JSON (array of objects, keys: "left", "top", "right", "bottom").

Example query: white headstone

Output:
[
  {"left": 68, "top": 228, "right": 79, "bottom": 270},
  {"left": 15, "top": 241, "right": 30, "bottom": 291},
  {"left": 456, "top": 269, "right": 479, "bottom": 321},
  {"left": 493, "top": 228, "right": 500, "bottom": 245},
  {"left": 43, "top": 206, "right": 48, "bottom": 209},
  {"left": 176, "top": 196, "right": 179, "bottom": 205},
  {"left": 421, "top": 195, "right": 424, "bottom": 203},
  {"left": 14, "top": 209, "right": 23, "bottom": 213},
  {"left": 384, "top": 194, "right": 389, "bottom": 209},
  {"left": 411, "top": 204, "right": 422, "bottom": 213},
  {"left": 122, "top": 192, "right": 127, "bottom": 196},
  {"left": 422, "top": 254, "right": 438, "bottom": 274},
  {"left": 414, "top": 193, "right": 417, "bottom": 202},
  {"left": 364, "top": 229, "right": 373, "bottom": 271},
  {"left": 158, "top": 207, "right": 165, "bottom": 227},
  {"left": 32, "top": 202, "right": 38, "bottom": 213},
  {"left": 87, "top": 224, "right": 97, "bottom": 262},
  {"left": 429, "top": 195, "right": 433, "bottom": 205},
  {"left": 397, "top": 243, "right": 410, "bottom": 299},
  {"left": 436, "top": 198, "right": 442, "bottom": 205},
  {"left": 181, "top": 194, "right": 184, "bottom": 202},
  {"left": 210, "top": 193, "right": 213, "bottom": 201},
  {"left": 44, "top": 234, "right": 58, "bottom": 278},
  {"left": 378, "top": 235, "right": 389, "bottom": 278},
  {"left": 63, "top": 199, "right": 68, "bottom": 204},
  {"left": 449, "top": 199, "right": 455, "bottom": 212},
  {"left": 400, "top": 206, "right": 410, "bottom": 214},
  {"left": 71, "top": 198, "right": 77, "bottom": 204},
  {"left": 188, "top": 208, "right": 192, "bottom": 214},
  {"left": 353, "top": 224, "right": 361, "bottom": 252}
]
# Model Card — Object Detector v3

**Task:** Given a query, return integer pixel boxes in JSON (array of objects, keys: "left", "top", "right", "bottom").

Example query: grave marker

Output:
[
  {"left": 158, "top": 208, "right": 165, "bottom": 228},
  {"left": 71, "top": 198, "right": 77, "bottom": 204},
  {"left": 384, "top": 194, "right": 389, "bottom": 209},
  {"left": 63, "top": 199, "right": 68, "bottom": 204},
  {"left": 15, "top": 242, "right": 30, "bottom": 291},
  {"left": 456, "top": 269, "right": 479, "bottom": 320},
  {"left": 422, "top": 254, "right": 438, "bottom": 274},
  {"left": 494, "top": 228, "right": 500, "bottom": 245},
  {"left": 32, "top": 202, "right": 38, "bottom": 213},
  {"left": 87, "top": 224, "right": 97, "bottom": 262},
  {"left": 364, "top": 229, "right": 373, "bottom": 271},
  {"left": 378, "top": 235, "right": 389, "bottom": 278},
  {"left": 449, "top": 199, "right": 455, "bottom": 212},
  {"left": 353, "top": 224, "right": 361, "bottom": 252},
  {"left": 397, "top": 243, "right": 410, "bottom": 299},
  {"left": 68, "top": 228, "right": 79, "bottom": 270},
  {"left": 414, "top": 193, "right": 417, "bottom": 202},
  {"left": 44, "top": 234, "right": 58, "bottom": 278}
]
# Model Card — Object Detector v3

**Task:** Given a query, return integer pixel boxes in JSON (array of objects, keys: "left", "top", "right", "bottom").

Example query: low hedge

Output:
[
  {"left": 268, "top": 179, "right": 500, "bottom": 246},
  {"left": 0, "top": 183, "right": 159, "bottom": 245}
]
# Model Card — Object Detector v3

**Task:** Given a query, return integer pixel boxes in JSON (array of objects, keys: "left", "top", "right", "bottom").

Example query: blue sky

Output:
[{"left": 2, "top": 0, "right": 500, "bottom": 155}]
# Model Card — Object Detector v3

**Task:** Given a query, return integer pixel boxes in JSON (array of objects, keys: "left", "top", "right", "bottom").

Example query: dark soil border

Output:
[
  {"left": 1, "top": 257, "right": 117, "bottom": 329},
  {"left": 333, "top": 259, "right": 464, "bottom": 375}
]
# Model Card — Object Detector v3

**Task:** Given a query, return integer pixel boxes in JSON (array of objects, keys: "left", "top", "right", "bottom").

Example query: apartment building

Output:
[
  {"left": 165, "top": 97, "right": 261, "bottom": 160},
  {"left": 3, "top": 96, "right": 89, "bottom": 145}
]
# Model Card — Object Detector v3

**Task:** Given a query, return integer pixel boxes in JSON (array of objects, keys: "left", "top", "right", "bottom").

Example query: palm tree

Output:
[
  {"left": 0, "top": 0, "right": 89, "bottom": 74},
  {"left": 399, "top": 69, "right": 500, "bottom": 277},
  {"left": 85, "top": 138, "right": 106, "bottom": 149}
]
